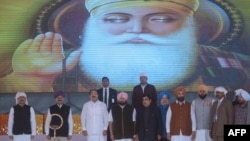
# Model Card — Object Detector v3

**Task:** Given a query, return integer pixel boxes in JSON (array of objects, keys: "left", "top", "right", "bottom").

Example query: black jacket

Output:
[
  {"left": 97, "top": 87, "right": 117, "bottom": 111},
  {"left": 136, "top": 105, "right": 162, "bottom": 141}
]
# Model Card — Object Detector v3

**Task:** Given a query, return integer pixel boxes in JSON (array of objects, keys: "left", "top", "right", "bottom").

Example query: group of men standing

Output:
[{"left": 7, "top": 74, "right": 250, "bottom": 141}]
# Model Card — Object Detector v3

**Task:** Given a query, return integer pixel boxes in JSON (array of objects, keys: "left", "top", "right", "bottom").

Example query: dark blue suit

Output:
[{"left": 136, "top": 105, "right": 162, "bottom": 141}]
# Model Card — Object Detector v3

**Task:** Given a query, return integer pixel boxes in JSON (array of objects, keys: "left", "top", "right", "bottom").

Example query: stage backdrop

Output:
[{"left": 0, "top": 0, "right": 249, "bottom": 93}]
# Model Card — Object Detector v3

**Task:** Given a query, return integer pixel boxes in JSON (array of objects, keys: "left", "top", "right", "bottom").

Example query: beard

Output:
[
  {"left": 177, "top": 97, "right": 185, "bottom": 102},
  {"left": 199, "top": 94, "right": 207, "bottom": 99},
  {"left": 118, "top": 101, "right": 127, "bottom": 106},
  {"left": 79, "top": 17, "right": 199, "bottom": 91}
]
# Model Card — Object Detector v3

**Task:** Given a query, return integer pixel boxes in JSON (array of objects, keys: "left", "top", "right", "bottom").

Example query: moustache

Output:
[
  {"left": 177, "top": 97, "right": 185, "bottom": 101},
  {"left": 106, "top": 34, "right": 160, "bottom": 45},
  {"left": 118, "top": 102, "right": 127, "bottom": 105},
  {"left": 199, "top": 94, "right": 207, "bottom": 99},
  {"left": 104, "top": 31, "right": 187, "bottom": 46}
]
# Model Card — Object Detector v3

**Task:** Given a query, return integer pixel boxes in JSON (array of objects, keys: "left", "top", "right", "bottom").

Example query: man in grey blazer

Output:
[{"left": 210, "top": 86, "right": 234, "bottom": 141}]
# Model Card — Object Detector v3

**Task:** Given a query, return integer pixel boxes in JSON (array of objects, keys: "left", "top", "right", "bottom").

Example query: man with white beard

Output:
[
  {"left": 0, "top": 0, "right": 200, "bottom": 92},
  {"left": 80, "top": 0, "right": 199, "bottom": 91},
  {"left": 0, "top": 0, "right": 247, "bottom": 92}
]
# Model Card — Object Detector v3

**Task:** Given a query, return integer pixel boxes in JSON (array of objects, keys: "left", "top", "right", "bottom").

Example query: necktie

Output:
[{"left": 104, "top": 88, "right": 107, "bottom": 104}]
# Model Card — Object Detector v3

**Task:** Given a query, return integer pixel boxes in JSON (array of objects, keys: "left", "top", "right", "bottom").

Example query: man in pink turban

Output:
[{"left": 108, "top": 92, "right": 136, "bottom": 141}]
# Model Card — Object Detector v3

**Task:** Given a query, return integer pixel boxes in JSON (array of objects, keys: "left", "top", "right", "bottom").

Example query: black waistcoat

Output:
[
  {"left": 13, "top": 105, "right": 31, "bottom": 135},
  {"left": 49, "top": 104, "right": 70, "bottom": 137},
  {"left": 112, "top": 104, "right": 134, "bottom": 139}
]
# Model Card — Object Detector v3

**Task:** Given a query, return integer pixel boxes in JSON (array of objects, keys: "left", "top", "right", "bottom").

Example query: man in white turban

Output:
[
  {"left": 235, "top": 89, "right": 250, "bottom": 101},
  {"left": 108, "top": 92, "right": 136, "bottom": 141},
  {"left": 234, "top": 89, "right": 250, "bottom": 124},
  {"left": 209, "top": 86, "right": 233, "bottom": 141},
  {"left": 7, "top": 92, "right": 36, "bottom": 141}
]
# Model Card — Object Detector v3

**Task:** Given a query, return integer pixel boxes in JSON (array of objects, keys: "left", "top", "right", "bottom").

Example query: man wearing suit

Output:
[
  {"left": 132, "top": 73, "right": 157, "bottom": 110},
  {"left": 135, "top": 94, "right": 162, "bottom": 141},
  {"left": 97, "top": 76, "right": 118, "bottom": 111},
  {"left": 97, "top": 76, "right": 117, "bottom": 141},
  {"left": 210, "top": 86, "right": 234, "bottom": 141}
]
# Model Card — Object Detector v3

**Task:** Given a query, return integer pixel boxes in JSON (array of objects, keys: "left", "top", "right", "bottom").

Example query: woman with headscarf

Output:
[{"left": 158, "top": 91, "right": 171, "bottom": 141}]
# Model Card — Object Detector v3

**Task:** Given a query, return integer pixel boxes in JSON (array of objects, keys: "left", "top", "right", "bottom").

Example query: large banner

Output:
[{"left": 0, "top": 0, "right": 250, "bottom": 93}]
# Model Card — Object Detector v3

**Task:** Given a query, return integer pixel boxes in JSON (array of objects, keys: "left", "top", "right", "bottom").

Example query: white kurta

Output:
[
  {"left": 166, "top": 101, "right": 196, "bottom": 141},
  {"left": 44, "top": 105, "right": 73, "bottom": 136},
  {"left": 192, "top": 98, "right": 214, "bottom": 141},
  {"left": 194, "top": 129, "right": 212, "bottom": 141},
  {"left": 81, "top": 100, "right": 108, "bottom": 141},
  {"left": 8, "top": 106, "right": 36, "bottom": 141}
]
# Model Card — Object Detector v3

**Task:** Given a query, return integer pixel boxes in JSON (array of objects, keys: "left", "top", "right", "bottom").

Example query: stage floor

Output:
[{"left": 0, "top": 134, "right": 86, "bottom": 141}]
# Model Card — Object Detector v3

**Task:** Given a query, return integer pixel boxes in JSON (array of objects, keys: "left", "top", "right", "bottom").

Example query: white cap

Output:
[{"left": 15, "top": 92, "right": 28, "bottom": 105}]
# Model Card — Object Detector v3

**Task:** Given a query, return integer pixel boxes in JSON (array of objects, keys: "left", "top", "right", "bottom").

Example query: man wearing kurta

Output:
[
  {"left": 8, "top": 92, "right": 36, "bottom": 141},
  {"left": 45, "top": 91, "right": 73, "bottom": 141},
  {"left": 166, "top": 86, "right": 196, "bottom": 141},
  {"left": 108, "top": 92, "right": 136, "bottom": 141},
  {"left": 158, "top": 90, "right": 171, "bottom": 141},
  {"left": 81, "top": 89, "right": 109, "bottom": 141},
  {"left": 192, "top": 84, "right": 214, "bottom": 141}
]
